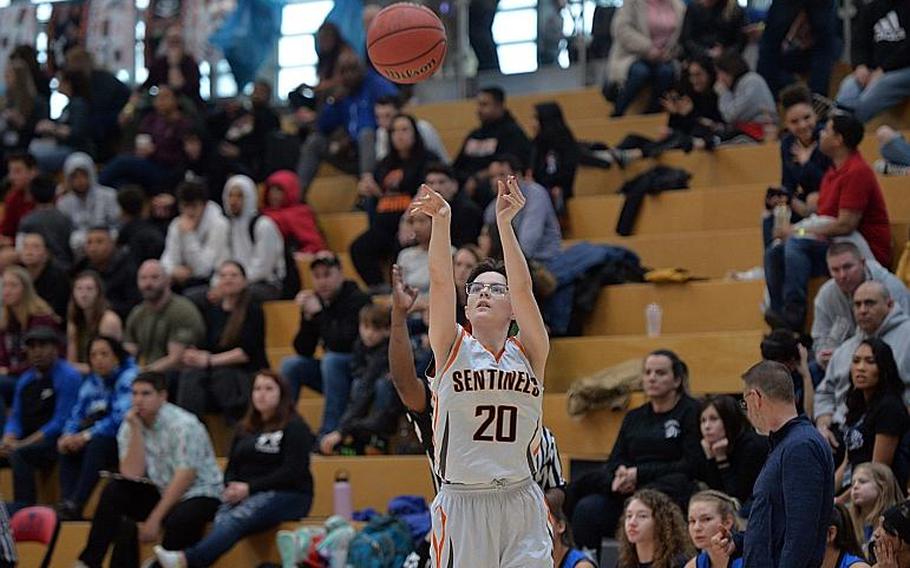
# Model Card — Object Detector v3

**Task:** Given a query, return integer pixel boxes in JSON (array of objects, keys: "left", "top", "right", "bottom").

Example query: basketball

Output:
[{"left": 367, "top": 3, "right": 447, "bottom": 84}]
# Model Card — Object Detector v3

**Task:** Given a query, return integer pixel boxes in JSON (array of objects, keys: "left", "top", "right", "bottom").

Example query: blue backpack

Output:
[{"left": 346, "top": 515, "right": 414, "bottom": 568}]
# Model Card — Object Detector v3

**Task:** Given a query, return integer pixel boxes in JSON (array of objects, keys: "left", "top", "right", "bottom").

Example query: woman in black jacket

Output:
[
  {"left": 155, "top": 370, "right": 314, "bottom": 568},
  {"left": 565, "top": 350, "right": 702, "bottom": 550},
  {"left": 530, "top": 102, "right": 580, "bottom": 216},
  {"left": 679, "top": 0, "right": 746, "bottom": 61},
  {"left": 696, "top": 394, "right": 768, "bottom": 513},
  {"left": 350, "top": 113, "right": 440, "bottom": 289},
  {"left": 177, "top": 260, "right": 268, "bottom": 424}
]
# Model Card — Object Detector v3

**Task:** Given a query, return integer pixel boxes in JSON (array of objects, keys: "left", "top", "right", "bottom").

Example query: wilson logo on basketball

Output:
[{"left": 384, "top": 58, "right": 439, "bottom": 81}]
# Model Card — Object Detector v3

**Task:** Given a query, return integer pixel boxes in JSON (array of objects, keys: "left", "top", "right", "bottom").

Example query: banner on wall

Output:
[
  {"left": 86, "top": 0, "right": 137, "bottom": 80},
  {"left": 210, "top": 0, "right": 281, "bottom": 88},
  {"left": 0, "top": 3, "right": 38, "bottom": 95}
]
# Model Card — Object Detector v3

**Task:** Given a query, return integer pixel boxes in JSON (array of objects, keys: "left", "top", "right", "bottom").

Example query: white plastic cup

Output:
[{"left": 645, "top": 303, "right": 663, "bottom": 338}]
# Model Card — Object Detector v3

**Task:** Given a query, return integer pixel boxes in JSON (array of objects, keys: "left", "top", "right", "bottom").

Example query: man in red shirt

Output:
[
  {"left": 0, "top": 153, "right": 37, "bottom": 245},
  {"left": 764, "top": 113, "right": 892, "bottom": 331}
]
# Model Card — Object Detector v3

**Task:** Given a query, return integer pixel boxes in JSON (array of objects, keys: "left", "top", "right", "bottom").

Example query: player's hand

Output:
[
  {"left": 410, "top": 185, "right": 450, "bottom": 220},
  {"left": 391, "top": 265, "right": 418, "bottom": 315},
  {"left": 495, "top": 176, "right": 526, "bottom": 225},
  {"left": 711, "top": 525, "right": 736, "bottom": 556}
]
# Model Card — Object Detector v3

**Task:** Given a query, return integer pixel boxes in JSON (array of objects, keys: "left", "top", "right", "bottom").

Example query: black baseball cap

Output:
[
  {"left": 24, "top": 326, "right": 60, "bottom": 345},
  {"left": 310, "top": 252, "right": 341, "bottom": 270}
]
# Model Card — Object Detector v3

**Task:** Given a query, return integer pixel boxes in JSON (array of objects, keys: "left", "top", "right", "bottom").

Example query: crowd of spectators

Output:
[{"left": 0, "top": 0, "right": 905, "bottom": 564}]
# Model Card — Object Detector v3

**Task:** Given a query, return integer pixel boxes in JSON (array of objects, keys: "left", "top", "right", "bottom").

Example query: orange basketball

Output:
[{"left": 367, "top": 3, "right": 447, "bottom": 84}]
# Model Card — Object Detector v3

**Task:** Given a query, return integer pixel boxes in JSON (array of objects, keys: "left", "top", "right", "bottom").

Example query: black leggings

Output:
[{"left": 78, "top": 479, "right": 220, "bottom": 568}]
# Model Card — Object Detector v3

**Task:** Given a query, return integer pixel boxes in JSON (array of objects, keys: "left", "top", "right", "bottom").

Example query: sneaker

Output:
[
  {"left": 55, "top": 500, "right": 82, "bottom": 521},
  {"left": 153, "top": 545, "right": 186, "bottom": 568},
  {"left": 874, "top": 159, "right": 910, "bottom": 176},
  {"left": 276, "top": 529, "right": 299, "bottom": 568}
]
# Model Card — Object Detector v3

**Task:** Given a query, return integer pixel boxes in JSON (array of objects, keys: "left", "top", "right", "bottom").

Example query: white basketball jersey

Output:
[{"left": 431, "top": 325, "right": 544, "bottom": 485}]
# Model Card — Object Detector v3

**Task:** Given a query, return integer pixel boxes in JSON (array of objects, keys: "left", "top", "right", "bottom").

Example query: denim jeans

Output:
[
  {"left": 836, "top": 67, "right": 910, "bottom": 123},
  {"left": 183, "top": 490, "right": 312, "bottom": 567},
  {"left": 613, "top": 60, "right": 676, "bottom": 116},
  {"left": 59, "top": 435, "right": 119, "bottom": 511},
  {"left": 296, "top": 129, "right": 376, "bottom": 195},
  {"left": 98, "top": 155, "right": 179, "bottom": 193},
  {"left": 881, "top": 134, "right": 910, "bottom": 166},
  {"left": 8, "top": 437, "right": 58, "bottom": 508},
  {"left": 764, "top": 237, "right": 829, "bottom": 320},
  {"left": 280, "top": 351, "right": 353, "bottom": 435}
]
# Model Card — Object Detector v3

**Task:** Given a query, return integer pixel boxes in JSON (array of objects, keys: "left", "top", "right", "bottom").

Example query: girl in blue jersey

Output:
[
  {"left": 824, "top": 503, "right": 871, "bottom": 568},
  {"left": 684, "top": 490, "right": 742, "bottom": 568}
]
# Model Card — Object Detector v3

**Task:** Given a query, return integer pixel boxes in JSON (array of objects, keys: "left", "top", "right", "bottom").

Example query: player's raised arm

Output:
[
  {"left": 497, "top": 176, "right": 549, "bottom": 377},
  {"left": 409, "top": 185, "right": 458, "bottom": 365}
]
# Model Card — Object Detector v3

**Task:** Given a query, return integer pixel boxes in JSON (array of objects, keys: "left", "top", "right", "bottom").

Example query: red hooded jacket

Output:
[{"left": 262, "top": 170, "right": 327, "bottom": 254}]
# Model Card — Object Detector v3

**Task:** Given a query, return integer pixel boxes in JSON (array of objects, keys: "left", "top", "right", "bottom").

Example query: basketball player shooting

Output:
[{"left": 410, "top": 175, "right": 553, "bottom": 567}]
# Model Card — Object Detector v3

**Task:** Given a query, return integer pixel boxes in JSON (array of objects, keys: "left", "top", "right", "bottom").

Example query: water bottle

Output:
[
  {"left": 333, "top": 470, "right": 353, "bottom": 520},
  {"left": 645, "top": 303, "right": 663, "bottom": 338}
]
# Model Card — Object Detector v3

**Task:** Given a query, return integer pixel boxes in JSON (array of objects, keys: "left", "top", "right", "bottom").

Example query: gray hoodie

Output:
[
  {"left": 161, "top": 201, "right": 230, "bottom": 280},
  {"left": 812, "top": 261, "right": 910, "bottom": 353},
  {"left": 56, "top": 152, "right": 121, "bottom": 253},
  {"left": 221, "top": 175, "right": 285, "bottom": 287},
  {"left": 814, "top": 306, "right": 910, "bottom": 424}
]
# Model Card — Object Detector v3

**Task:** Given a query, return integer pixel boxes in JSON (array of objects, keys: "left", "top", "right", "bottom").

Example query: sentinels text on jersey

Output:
[{"left": 431, "top": 325, "right": 544, "bottom": 485}]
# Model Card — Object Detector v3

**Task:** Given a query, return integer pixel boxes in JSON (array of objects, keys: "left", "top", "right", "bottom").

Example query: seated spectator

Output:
[
  {"left": 686, "top": 491, "right": 743, "bottom": 568},
  {"left": 765, "top": 114, "right": 891, "bottom": 331},
  {"left": 763, "top": 84, "right": 832, "bottom": 247},
  {"left": 756, "top": 0, "right": 837, "bottom": 96},
  {"left": 618, "top": 489, "right": 694, "bottom": 567},
  {"left": 142, "top": 26, "right": 202, "bottom": 107},
  {"left": 396, "top": 212, "right": 435, "bottom": 294},
  {"left": 0, "top": 266, "right": 61, "bottom": 404},
  {"left": 813, "top": 242, "right": 910, "bottom": 370},
  {"left": 19, "top": 232, "right": 70, "bottom": 319},
  {"left": 296, "top": 51, "right": 397, "bottom": 196},
  {"left": 815, "top": 281, "right": 910, "bottom": 447},
  {"left": 565, "top": 351, "right": 700, "bottom": 551},
  {"left": 836, "top": 0, "right": 910, "bottom": 123},
  {"left": 66, "top": 271, "right": 123, "bottom": 375},
  {"left": 679, "top": 0, "right": 746, "bottom": 61},
  {"left": 261, "top": 170, "right": 327, "bottom": 255},
  {"left": 319, "top": 304, "right": 400, "bottom": 455},
  {"left": 423, "top": 163, "right": 483, "bottom": 248},
  {"left": 351, "top": 114, "right": 441, "bottom": 290},
  {"left": 99, "top": 86, "right": 191, "bottom": 194},
  {"left": 71, "top": 227, "right": 141, "bottom": 321},
  {"left": 695, "top": 395, "right": 768, "bottom": 509},
  {"left": 544, "top": 491, "right": 597, "bottom": 568},
  {"left": 453, "top": 246, "right": 483, "bottom": 326},
  {"left": 57, "top": 335, "right": 136, "bottom": 520},
  {"left": 848, "top": 462, "right": 903, "bottom": 550},
  {"left": 835, "top": 339, "right": 909, "bottom": 490},
  {"left": 452, "top": 87, "right": 532, "bottom": 207},
  {"left": 29, "top": 69, "right": 94, "bottom": 173},
  {"left": 177, "top": 261, "right": 267, "bottom": 424},
  {"left": 205, "top": 81, "right": 281, "bottom": 195},
  {"left": 760, "top": 329, "right": 814, "bottom": 414},
  {"left": 374, "top": 95, "right": 449, "bottom": 163},
  {"left": 222, "top": 175, "right": 286, "bottom": 301},
  {"left": 1, "top": 60, "right": 48, "bottom": 162},
  {"left": 63, "top": 47, "right": 131, "bottom": 161},
  {"left": 154, "top": 371, "right": 314, "bottom": 568},
  {"left": 0, "top": 326, "right": 80, "bottom": 510},
  {"left": 124, "top": 260, "right": 205, "bottom": 374},
  {"left": 530, "top": 102, "right": 580, "bottom": 215},
  {"left": 0, "top": 153, "right": 37, "bottom": 246},
  {"left": 313, "top": 22, "right": 354, "bottom": 100},
  {"left": 280, "top": 252, "right": 371, "bottom": 429},
  {"left": 871, "top": 500, "right": 910, "bottom": 566},
  {"left": 606, "top": 0, "right": 685, "bottom": 117},
  {"left": 115, "top": 186, "right": 166, "bottom": 264},
  {"left": 824, "top": 503, "right": 871, "bottom": 568},
  {"left": 55, "top": 153, "right": 120, "bottom": 255},
  {"left": 714, "top": 51, "right": 778, "bottom": 143},
  {"left": 76, "top": 372, "right": 222, "bottom": 568},
  {"left": 161, "top": 181, "right": 230, "bottom": 291},
  {"left": 611, "top": 56, "right": 723, "bottom": 164},
  {"left": 18, "top": 175, "right": 73, "bottom": 267}
]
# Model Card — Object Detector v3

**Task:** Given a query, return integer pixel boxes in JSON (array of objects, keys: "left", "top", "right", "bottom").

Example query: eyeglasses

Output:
[
  {"left": 465, "top": 282, "right": 509, "bottom": 296},
  {"left": 740, "top": 389, "right": 758, "bottom": 410}
]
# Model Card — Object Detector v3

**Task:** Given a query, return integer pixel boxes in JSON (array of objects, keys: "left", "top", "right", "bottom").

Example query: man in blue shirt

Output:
[
  {"left": 0, "top": 326, "right": 81, "bottom": 510},
  {"left": 718, "top": 360, "right": 834, "bottom": 567},
  {"left": 296, "top": 50, "right": 398, "bottom": 198}
]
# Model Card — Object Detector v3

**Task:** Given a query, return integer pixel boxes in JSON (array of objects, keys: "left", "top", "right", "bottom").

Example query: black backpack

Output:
[{"left": 247, "top": 214, "right": 301, "bottom": 299}]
